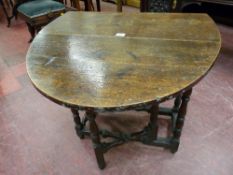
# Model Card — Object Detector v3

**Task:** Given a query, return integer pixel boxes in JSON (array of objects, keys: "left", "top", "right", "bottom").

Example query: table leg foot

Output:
[
  {"left": 170, "top": 139, "right": 179, "bottom": 153},
  {"left": 94, "top": 146, "right": 106, "bottom": 169},
  {"left": 86, "top": 108, "right": 106, "bottom": 169}
]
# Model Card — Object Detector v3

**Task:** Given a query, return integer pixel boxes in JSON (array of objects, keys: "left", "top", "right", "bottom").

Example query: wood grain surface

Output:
[{"left": 26, "top": 12, "right": 221, "bottom": 108}]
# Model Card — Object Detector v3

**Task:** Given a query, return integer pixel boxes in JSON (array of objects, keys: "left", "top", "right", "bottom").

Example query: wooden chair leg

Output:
[
  {"left": 84, "top": 0, "right": 88, "bottom": 10},
  {"left": 26, "top": 22, "right": 35, "bottom": 43},
  {"left": 9, "top": 0, "right": 14, "bottom": 8},
  {"left": 35, "top": 26, "right": 42, "bottom": 34},
  {"left": 73, "top": 0, "right": 81, "bottom": 10},
  {"left": 83, "top": 0, "right": 93, "bottom": 11},
  {"left": 96, "top": 0, "right": 101, "bottom": 11},
  {"left": 4, "top": 0, "right": 10, "bottom": 8},
  {"left": 0, "top": 0, "right": 11, "bottom": 27},
  {"left": 88, "top": 0, "right": 94, "bottom": 11},
  {"left": 117, "top": 0, "right": 122, "bottom": 12}
]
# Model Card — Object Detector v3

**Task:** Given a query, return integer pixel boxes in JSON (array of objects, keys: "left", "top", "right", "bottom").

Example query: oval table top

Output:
[{"left": 26, "top": 12, "right": 221, "bottom": 109}]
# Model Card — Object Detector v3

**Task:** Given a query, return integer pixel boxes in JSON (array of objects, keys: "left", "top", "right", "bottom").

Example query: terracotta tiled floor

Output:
[{"left": 0, "top": 3, "right": 233, "bottom": 175}]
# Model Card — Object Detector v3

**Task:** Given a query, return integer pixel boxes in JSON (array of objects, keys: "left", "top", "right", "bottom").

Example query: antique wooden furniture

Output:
[
  {"left": 71, "top": 0, "right": 101, "bottom": 11},
  {"left": 179, "top": 0, "right": 233, "bottom": 10},
  {"left": 117, "top": 0, "right": 233, "bottom": 12},
  {"left": 140, "top": 0, "right": 177, "bottom": 12},
  {"left": 26, "top": 12, "right": 221, "bottom": 169},
  {"left": 169, "top": 0, "right": 233, "bottom": 14},
  {"left": 0, "top": 0, "right": 14, "bottom": 26},
  {"left": 117, "top": 0, "right": 179, "bottom": 12},
  {"left": 15, "top": 0, "right": 65, "bottom": 42}
]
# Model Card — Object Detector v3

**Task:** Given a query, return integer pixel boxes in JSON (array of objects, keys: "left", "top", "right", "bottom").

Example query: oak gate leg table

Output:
[{"left": 26, "top": 12, "right": 221, "bottom": 169}]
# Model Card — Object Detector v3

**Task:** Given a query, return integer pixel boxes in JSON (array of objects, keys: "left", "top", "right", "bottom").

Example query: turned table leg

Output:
[
  {"left": 149, "top": 103, "right": 159, "bottom": 141},
  {"left": 86, "top": 108, "right": 105, "bottom": 169},
  {"left": 140, "top": 102, "right": 159, "bottom": 144},
  {"left": 71, "top": 108, "right": 84, "bottom": 139},
  {"left": 173, "top": 95, "right": 182, "bottom": 112},
  {"left": 171, "top": 88, "right": 192, "bottom": 153}
]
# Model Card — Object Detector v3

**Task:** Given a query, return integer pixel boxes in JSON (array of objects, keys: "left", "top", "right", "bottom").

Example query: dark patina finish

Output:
[
  {"left": 26, "top": 12, "right": 221, "bottom": 169},
  {"left": 119, "top": 0, "right": 233, "bottom": 13}
]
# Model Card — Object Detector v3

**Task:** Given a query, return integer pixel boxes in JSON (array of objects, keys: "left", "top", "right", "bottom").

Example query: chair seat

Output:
[{"left": 17, "top": 0, "right": 65, "bottom": 18}]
